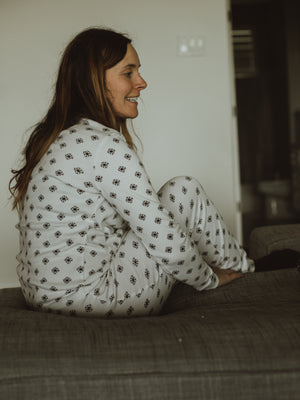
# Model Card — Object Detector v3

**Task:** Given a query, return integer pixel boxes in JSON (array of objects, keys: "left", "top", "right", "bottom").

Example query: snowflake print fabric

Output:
[{"left": 16, "top": 119, "right": 254, "bottom": 318}]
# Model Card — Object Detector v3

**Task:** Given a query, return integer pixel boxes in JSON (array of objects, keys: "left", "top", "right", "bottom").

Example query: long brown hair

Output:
[{"left": 9, "top": 27, "right": 133, "bottom": 211}]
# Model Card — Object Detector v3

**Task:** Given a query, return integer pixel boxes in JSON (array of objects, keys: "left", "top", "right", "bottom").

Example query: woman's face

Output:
[{"left": 105, "top": 44, "right": 147, "bottom": 119}]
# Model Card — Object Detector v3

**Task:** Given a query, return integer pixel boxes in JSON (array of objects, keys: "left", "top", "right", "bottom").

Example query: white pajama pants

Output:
[{"left": 56, "top": 176, "right": 254, "bottom": 318}]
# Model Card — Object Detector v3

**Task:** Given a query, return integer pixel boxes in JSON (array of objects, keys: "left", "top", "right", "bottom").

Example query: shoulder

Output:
[
  {"left": 58, "top": 119, "right": 125, "bottom": 144},
  {"left": 48, "top": 118, "right": 140, "bottom": 172},
  {"left": 49, "top": 119, "right": 128, "bottom": 160}
]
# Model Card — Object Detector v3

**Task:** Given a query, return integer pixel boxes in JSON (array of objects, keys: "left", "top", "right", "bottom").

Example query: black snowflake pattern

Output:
[
  {"left": 57, "top": 213, "right": 65, "bottom": 221},
  {"left": 132, "top": 258, "right": 139, "bottom": 267},
  {"left": 118, "top": 166, "right": 126, "bottom": 173},
  {"left": 74, "top": 167, "right": 84, "bottom": 174},
  {"left": 127, "top": 306, "right": 134, "bottom": 316},
  {"left": 84, "top": 181, "right": 93, "bottom": 188},
  {"left": 16, "top": 121, "right": 242, "bottom": 318}
]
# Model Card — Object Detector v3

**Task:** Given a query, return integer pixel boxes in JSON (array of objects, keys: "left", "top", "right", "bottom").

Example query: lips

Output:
[{"left": 125, "top": 97, "right": 139, "bottom": 103}]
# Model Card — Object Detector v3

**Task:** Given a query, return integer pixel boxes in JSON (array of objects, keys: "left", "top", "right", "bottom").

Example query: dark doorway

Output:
[{"left": 231, "top": 0, "right": 300, "bottom": 245}]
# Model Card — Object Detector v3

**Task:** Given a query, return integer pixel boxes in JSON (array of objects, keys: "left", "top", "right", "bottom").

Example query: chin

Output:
[
  {"left": 115, "top": 107, "right": 139, "bottom": 120},
  {"left": 123, "top": 112, "right": 139, "bottom": 119}
]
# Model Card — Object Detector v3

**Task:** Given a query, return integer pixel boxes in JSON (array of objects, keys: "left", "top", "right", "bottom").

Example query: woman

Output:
[{"left": 9, "top": 28, "right": 296, "bottom": 318}]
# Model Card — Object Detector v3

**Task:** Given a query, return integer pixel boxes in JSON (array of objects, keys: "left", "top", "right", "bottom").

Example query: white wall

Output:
[{"left": 0, "top": 0, "right": 241, "bottom": 287}]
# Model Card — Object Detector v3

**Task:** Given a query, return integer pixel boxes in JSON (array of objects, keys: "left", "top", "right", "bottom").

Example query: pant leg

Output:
[
  {"left": 157, "top": 176, "right": 254, "bottom": 273},
  {"left": 106, "top": 175, "right": 253, "bottom": 318},
  {"left": 55, "top": 176, "right": 253, "bottom": 318},
  {"left": 57, "top": 228, "right": 176, "bottom": 318}
]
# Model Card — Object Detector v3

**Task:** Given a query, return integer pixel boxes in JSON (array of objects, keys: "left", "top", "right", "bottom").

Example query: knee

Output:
[
  {"left": 158, "top": 176, "right": 205, "bottom": 197},
  {"left": 174, "top": 176, "right": 205, "bottom": 192}
]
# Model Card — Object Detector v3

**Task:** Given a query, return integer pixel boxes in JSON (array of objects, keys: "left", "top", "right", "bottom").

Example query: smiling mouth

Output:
[{"left": 125, "top": 97, "right": 139, "bottom": 103}]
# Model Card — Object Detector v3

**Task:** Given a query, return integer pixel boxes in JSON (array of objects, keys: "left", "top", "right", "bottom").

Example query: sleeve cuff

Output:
[{"left": 203, "top": 270, "right": 219, "bottom": 291}]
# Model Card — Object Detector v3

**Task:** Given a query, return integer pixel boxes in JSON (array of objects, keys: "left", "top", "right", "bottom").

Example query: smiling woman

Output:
[
  {"left": 9, "top": 28, "right": 139, "bottom": 211},
  {"left": 10, "top": 27, "right": 294, "bottom": 319},
  {"left": 106, "top": 44, "right": 147, "bottom": 119}
]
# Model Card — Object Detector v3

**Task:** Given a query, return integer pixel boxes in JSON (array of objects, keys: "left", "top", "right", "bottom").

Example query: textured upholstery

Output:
[
  {"left": 1, "top": 266, "right": 300, "bottom": 400},
  {"left": 248, "top": 224, "right": 300, "bottom": 259}
]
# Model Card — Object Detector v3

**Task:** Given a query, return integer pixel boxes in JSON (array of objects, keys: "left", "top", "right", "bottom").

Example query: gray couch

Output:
[{"left": 1, "top": 224, "right": 300, "bottom": 400}]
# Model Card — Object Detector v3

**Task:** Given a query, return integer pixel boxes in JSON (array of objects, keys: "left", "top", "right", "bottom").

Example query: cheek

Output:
[
  {"left": 118, "top": 79, "right": 132, "bottom": 96},
  {"left": 109, "top": 84, "right": 126, "bottom": 103},
  {"left": 105, "top": 74, "right": 131, "bottom": 105},
  {"left": 105, "top": 74, "right": 120, "bottom": 101}
]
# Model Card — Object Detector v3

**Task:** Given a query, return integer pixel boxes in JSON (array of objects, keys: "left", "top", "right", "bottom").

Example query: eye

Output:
[{"left": 124, "top": 71, "right": 133, "bottom": 78}]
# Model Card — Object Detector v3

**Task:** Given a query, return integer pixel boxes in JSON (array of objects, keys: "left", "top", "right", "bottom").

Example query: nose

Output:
[{"left": 136, "top": 74, "right": 147, "bottom": 91}]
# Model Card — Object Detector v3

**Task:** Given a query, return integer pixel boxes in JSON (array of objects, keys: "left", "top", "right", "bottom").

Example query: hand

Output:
[{"left": 211, "top": 267, "right": 244, "bottom": 287}]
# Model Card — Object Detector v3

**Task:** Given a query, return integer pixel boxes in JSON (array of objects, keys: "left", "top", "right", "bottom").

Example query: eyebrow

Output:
[{"left": 122, "top": 63, "right": 141, "bottom": 69}]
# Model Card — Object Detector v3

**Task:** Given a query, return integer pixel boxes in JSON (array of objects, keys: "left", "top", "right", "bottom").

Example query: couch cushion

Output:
[
  {"left": 248, "top": 224, "right": 300, "bottom": 259},
  {"left": 162, "top": 267, "right": 300, "bottom": 313},
  {"left": 0, "top": 268, "right": 299, "bottom": 400}
]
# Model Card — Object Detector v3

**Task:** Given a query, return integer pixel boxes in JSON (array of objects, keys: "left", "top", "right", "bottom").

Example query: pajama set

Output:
[{"left": 17, "top": 118, "right": 254, "bottom": 318}]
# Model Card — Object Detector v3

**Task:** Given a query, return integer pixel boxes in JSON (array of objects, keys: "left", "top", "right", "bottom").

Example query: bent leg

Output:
[{"left": 158, "top": 176, "right": 254, "bottom": 273}]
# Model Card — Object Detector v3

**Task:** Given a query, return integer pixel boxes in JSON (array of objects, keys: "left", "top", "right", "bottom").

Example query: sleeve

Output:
[{"left": 93, "top": 133, "right": 218, "bottom": 291}]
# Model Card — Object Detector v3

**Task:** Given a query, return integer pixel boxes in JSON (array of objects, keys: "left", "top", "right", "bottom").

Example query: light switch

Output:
[{"left": 177, "top": 35, "right": 205, "bottom": 57}]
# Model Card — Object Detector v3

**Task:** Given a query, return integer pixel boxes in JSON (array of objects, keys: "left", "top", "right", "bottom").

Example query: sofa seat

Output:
[{"left": 1, "top": 266, "right": 299, "bottom": 400}]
